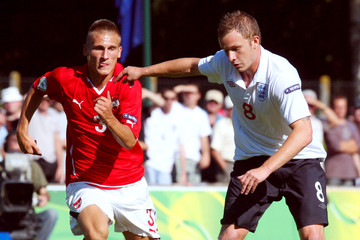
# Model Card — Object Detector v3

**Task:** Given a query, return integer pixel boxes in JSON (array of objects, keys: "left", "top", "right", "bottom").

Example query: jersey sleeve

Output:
[
  {"left": 32, "top": 67, "right": 66, "bottom": 103},
  {"left": 118, "top": 80, "right": 142, "bottom": 139},
  {"left": 198, "top": 50, "right": 228, "bottom": 84},
  {"left": 272, "top": 68, "right": 310, "bottom": 125}
]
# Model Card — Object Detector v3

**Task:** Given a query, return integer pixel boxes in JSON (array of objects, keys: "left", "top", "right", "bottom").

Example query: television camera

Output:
[{"left": 0, "top": 153, "right": 39, "bottom": 240}]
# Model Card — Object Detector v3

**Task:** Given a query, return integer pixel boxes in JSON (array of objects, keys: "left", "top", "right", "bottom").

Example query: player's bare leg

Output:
[
  {"left": 218, "top": 224, "right": 248, "bottom": 240},
  {"left": 78, "top": 205, "right": 110, "bottom": 240},
  {"left": 123, "top": 231, "right": 157, "bottom": 240},
  {"left": 298, "top": 224, "right": 325, "bottom": 240}
]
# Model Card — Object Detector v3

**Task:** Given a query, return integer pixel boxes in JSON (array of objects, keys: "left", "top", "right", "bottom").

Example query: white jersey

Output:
[
  {"left": 144, "top": 107, "right": 184, "bottom": 173},
  {"left": 28, "top": 109, "right": 61, "bottom": 163},
  {"left": 198, "top": 47, "right": 326, "bottom": 161},
  {"left": 171, "top": 101, "right": 212, "bottom": 162},
  {"left": 211, "top": 117, "right": 235, "bottom": 162}
]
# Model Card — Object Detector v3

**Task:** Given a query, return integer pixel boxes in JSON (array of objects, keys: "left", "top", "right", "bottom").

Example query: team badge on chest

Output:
[
  {"left": 111, "top": 96, "right": 120, "bottom": 111},
  {"left": 257, "top": 83, "right": 268, "bottom": 101}
]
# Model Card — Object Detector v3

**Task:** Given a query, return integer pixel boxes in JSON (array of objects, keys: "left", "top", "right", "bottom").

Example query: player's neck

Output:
[
  {"left": 241, "top": 71, "right": 254, "bottom": 88},
  {"left": 88, "top": 74, "right": 112, "bottom": 90},
  {"left": 241, "top": 54, "right": 260, "bottom": 88}
]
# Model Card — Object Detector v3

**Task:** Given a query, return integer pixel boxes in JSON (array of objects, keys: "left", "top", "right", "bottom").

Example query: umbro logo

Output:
[
  {"left": 227, "top": 81, "right": 236, "bottom": 88},
  {"left": 73, "top": 99, "right": 84, "bottom": 109}
]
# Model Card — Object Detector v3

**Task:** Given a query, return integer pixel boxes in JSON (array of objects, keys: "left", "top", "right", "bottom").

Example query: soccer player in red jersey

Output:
[{"left": 16, "top": 19, "right": 160, "bottom": 240}]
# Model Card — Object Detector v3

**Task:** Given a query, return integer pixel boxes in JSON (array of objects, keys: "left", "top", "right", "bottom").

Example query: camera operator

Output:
[{"left": 0, "top": 130, "right": 57, "bottom": 240}]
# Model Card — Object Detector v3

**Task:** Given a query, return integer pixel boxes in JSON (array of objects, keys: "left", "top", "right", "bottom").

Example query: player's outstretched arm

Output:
[
  {"left": 16, "top": 87, "right": 43, "bottom": 155},
  {"left": 115, "top": 58, "right": 202, "bottom": 82}
]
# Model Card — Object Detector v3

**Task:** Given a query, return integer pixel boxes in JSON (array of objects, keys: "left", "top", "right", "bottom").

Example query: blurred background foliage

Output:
[{"left": 0, "top": 0, "right": 351, "bottom": 83}]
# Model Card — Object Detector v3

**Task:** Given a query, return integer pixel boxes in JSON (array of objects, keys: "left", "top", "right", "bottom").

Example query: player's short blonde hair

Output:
[
  {"left": 217, "top": 10, "right": 261, "bottom": 44},
  {"left": 86, "top": 19, "right": 121, "bottom": 46}
]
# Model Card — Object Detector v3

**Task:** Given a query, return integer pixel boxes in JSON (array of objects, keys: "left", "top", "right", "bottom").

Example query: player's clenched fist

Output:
[{"left": 94, "top": 91, "right": 114, "bottom": 125}]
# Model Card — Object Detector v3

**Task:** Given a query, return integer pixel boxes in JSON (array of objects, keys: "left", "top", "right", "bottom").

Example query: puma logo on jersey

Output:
[
  {"left": 72, "top": 99, "right": 84, "bottom": 109},
  {"left": 126, "top": 119, "right": 135, "bottom": 128},
  {"left": 123, "top": 113, "right": 137, "bottom": 128}
]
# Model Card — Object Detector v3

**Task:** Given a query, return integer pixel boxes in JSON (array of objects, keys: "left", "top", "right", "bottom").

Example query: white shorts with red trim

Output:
[{"left": 66, "top": 177, "right": 160, "bottom": 238}]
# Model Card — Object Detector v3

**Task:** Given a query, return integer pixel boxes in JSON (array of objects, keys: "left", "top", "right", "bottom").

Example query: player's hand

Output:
[
  {"left": 16, "top": 132, "right": 42, "bottom": 156},
  {"left": 114, "top": 66, "right": 144, "bottom": 83},
  {"left": 94, "top": 91, "right": 115, "bottom": 125},
  {"left": 238, "top": 166, "right": 271, "bottom": 195}
]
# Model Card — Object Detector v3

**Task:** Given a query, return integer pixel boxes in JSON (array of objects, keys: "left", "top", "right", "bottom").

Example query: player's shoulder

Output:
[
  {"left": 264, "top": 48, "right": 298, "bottom": 74},
  {"left": 50, "top": 64, "right": 86, "bottom": 80}
]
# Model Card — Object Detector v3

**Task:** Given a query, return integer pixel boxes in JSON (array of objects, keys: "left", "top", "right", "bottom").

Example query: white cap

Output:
[
  {"left": 205, "top": 89, "right": 224, "bottom": 104},
  {"left": 302, "top": 89, "right": 318, "bottom": 99},
  {"left": 224, "top": 95, "right": 233, "bottom": 109},
  {"left": 1, "top": 87, "right": 23, "bottom": 104}
]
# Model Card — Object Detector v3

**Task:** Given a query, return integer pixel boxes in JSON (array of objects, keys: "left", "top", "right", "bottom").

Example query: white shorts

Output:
[{"left": 66, "top": 177, "right": 160, "bottom": 238}]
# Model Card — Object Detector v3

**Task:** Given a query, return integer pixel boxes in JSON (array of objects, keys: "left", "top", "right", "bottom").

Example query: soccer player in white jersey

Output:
[
  {"left": 17, "top": 19, "right": 160, "bottom": 240},
  {"left": 116, "top": 10, "right": 328, "bottom": 240}
]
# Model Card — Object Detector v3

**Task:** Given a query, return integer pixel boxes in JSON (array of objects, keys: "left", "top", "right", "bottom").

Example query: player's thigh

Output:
[
  {"left": 66, "top": 182, "right": 114, "bottom": 235},
  {"left": 77, "top": 204, "right": 110, "bottom": 237},
  {"left": 284, "top": 159, "right": 328, "bottom": 229},
  {"left": 218, "top": 224, "right": 248, "bottom": 240}
]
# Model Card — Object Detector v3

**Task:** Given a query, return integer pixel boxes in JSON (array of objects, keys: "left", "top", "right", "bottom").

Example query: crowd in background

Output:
[
  {"left": 0, "top": 84, "right": 359, "bottom": 187},
  {"left": 140, "top": 84, "right": 360, "bottom": 187},
  {"left": 0, "top": 86, "right": 61, "bottom": 239}
]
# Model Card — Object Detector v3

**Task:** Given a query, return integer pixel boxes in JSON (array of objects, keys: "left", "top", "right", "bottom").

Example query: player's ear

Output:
[
  {"left": 252, "top": 36, "right": 260, "bottom": 49},
  {"left": 118, "top": 46, "right": 122, "bottom": 59}
]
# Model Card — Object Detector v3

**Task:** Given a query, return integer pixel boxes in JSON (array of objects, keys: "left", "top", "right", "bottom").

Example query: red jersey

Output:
[{"left": 33, "top": 63, "right": 144, "bottom": 188}]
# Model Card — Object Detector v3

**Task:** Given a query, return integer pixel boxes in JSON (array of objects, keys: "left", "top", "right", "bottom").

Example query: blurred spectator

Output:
[
  {"left": 205, "top": 89, "right": 225, "bottom": 128},
  {"left": 49, "top": 100, "right": 67, "bottom": 182},
  {"left": 316, "top": 95, "right": 360, "bottom": 186},
  {"left": 3, "top": 130, "right": 58, "bottom": 240},
  {"left": 350, "top": 96, "right": 360, "bottom": 131},
  {"left": 210, "top": 96, "right": 235, "bottom": 184},
  {"left": 349, "top": 96, "right": 360, "bottom": 185},
  {"left": 173, "top": 84, "right": 212, "bottom": 185},
  {"left": 0, "top": 108, "right": 8, "bottom": 155},
  {"left": 139, "top": 87, "right": 166, "bottom": 152},
  {"left": 142, "top": 87, "right": 165, "bottom": 110},
  {"left": 202, "top": 89, "right": 225, "bottom": 183},
  {"left": 1, "top": 86, "right": 23, "bottom": 132},
  {"left": 143, "top": 88, "right": 186, "bottom": 185},
  {"left": 302, "top": 89, "right": 325, "bottom": 146},
  {"left": 27, "top": 95, "right": 64, "bottom": 183}
]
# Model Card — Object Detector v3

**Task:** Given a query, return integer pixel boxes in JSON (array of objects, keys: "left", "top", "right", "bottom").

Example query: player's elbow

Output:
[{"left": 122, "top": 139, "right": 137, "bottom": 150}]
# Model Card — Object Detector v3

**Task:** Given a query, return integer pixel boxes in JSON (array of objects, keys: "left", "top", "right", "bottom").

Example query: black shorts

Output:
[{"left": 221, "top": 156, "right": 328, "bottom": 232}]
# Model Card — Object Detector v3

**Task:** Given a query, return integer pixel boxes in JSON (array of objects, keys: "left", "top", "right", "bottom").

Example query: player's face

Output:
[
  {"left": 84, "top": 30, "right": 122, "bottom": 79},
  {"left": 219, "top": 30, "right": 260, "bottom": 73}
]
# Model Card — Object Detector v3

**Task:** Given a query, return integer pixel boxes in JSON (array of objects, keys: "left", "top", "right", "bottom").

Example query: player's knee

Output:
[
  {"left": 299, "top": 225, "right": 325, "bottom": 240},
  {"left": 84, "top": 225, "right": 109, "bottom": 240},
  {"left": 218, "top": 225, "right": 247, "bottom": 240}
]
